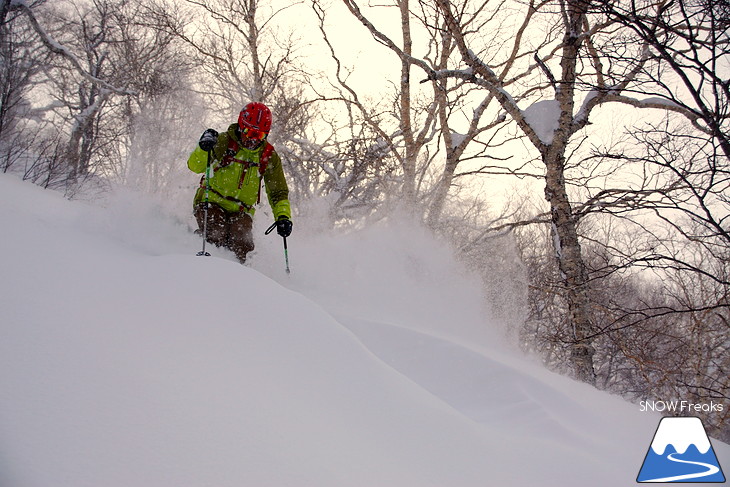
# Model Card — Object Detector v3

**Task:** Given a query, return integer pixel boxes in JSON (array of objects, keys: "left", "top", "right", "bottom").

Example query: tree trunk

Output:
[
  {"left": 426, "top": 158, "right": 457, "bottom": 227},
  {"left": 398, "top": 0, "right": 417, "bottom": 209},
  {"left": 543, "top": 145, "right": 596, "bottom": 384},
  {"left": 537, "top": 0, "right": 597, "bottom": 384}
]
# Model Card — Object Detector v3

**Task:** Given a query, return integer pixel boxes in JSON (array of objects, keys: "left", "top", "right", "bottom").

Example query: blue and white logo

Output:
[{"left": 637, "top": 416, "right": 726, "bottom": 483}]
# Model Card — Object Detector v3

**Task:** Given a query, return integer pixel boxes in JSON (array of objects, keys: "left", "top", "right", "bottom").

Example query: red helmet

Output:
[{"left": 238, "top": 102, "right": 272, "bottom": 140}]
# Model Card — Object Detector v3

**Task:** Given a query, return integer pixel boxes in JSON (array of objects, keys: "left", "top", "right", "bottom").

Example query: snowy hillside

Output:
[{"left": 0, "top": 173, "right": 727, "bottom": 487}]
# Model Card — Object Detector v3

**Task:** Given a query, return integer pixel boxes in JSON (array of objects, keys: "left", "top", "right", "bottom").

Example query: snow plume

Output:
[
  {"left": 1, "top": 173, "right": 728, "bottom": 487},
  {"left": 123, "top": 92, "right": 206, "bottom": 222},
  {"left": 251, "top": 213, "right": 498, "bottom": 350}
]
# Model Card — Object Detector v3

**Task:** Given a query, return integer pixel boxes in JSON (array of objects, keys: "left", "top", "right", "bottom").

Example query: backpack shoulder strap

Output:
[
  {"left": 218, "top": 137, "right": 240, "bottom": 168},
  {"left": 228, "top": 137, "right": 240, "bottom": 154},
  {"left": 255, "top": 143, "right": 275, "bottom": 204},
  {"left": 259, "top": 142, "right": 274, "bottom": 175}
]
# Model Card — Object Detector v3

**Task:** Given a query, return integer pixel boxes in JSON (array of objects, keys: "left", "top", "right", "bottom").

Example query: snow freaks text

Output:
[{"left": 640, "top": 400, "right": 725, "bottom": 413}]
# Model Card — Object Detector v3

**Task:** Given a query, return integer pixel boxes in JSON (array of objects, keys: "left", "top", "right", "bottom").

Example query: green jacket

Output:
[{"left": 188, "top": 124, "right": 291, "bottom": 219}]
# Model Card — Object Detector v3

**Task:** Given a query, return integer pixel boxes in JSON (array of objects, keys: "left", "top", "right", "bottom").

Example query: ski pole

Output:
[
  {"left": 282, "top": 235, "right": 291, "bottom": 274},
  {"left": 197, "top": 149, "right": 212, "bottom": 257},
  {"left": 265, "top": 221, "right": 291, "bottom": 274}
]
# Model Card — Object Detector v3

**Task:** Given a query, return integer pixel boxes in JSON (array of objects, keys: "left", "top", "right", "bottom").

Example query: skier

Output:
[{"left": 188, "top": 102, "right": 292, "bottom": 263}]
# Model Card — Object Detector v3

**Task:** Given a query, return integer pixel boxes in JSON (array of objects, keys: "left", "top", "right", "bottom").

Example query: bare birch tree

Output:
[
  {"left": 428, "top": 0, "right": 656, "bottom": 383},
  {"left": 596, "top": 0, "right": 729, "bottom": 159},
  {"left": 313, "top": 0, "right": 437, "bottom": 212},
  {"left": 0, "top": 0, "right": 48, "bottom": 175},
  {"left": 14, "top": 0, "right": 183, "bottom": 191},
  {"left": 166, "top": 0, "right": 308, "bottom": 120},
  {"left": 314, "top": 0, "right": 513, "bottom": 221},
  {"left": 566, "top": 0, "right": 729, "bottom": 416},
  {"left": 589, "top": 0, "right": 729, "bottom": 307},
  {"left": 116, "top": 1, "right": 200, "bottom": 202}
]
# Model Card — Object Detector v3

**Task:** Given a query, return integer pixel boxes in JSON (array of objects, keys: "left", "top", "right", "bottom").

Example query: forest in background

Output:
[{"left": 1, "top": 0, "right": 727, "bottom": 440}]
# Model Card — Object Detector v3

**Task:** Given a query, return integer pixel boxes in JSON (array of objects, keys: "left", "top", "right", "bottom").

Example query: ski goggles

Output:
[{"left": 241, "top": 127, "right": 268, "bottom": 140}]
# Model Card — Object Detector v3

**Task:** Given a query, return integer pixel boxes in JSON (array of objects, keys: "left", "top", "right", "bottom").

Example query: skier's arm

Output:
[
  {"left": 263, "top": 150, "right": 291, "bottom": 221},
  {"left": 187, "top": 147, "right": 208, "bottom": 173}
]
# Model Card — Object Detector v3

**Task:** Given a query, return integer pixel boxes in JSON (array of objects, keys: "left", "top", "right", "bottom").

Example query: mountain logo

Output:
[{"left": 637, "top": 416, "right": 726, "bottom": 483}]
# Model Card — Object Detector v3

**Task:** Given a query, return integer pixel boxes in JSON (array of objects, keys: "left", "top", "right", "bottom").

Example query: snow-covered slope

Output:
[{"left": 0, "top": 173, "right": 727, "bottom": 486}]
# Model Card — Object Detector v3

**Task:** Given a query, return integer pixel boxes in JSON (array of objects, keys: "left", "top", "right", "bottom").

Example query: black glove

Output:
[
  {"left": 276, "top": 217, "right": 292, "bottom": 238},
  {"left": 198, "top": 128, "right": 219, "bottom": 151}
]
